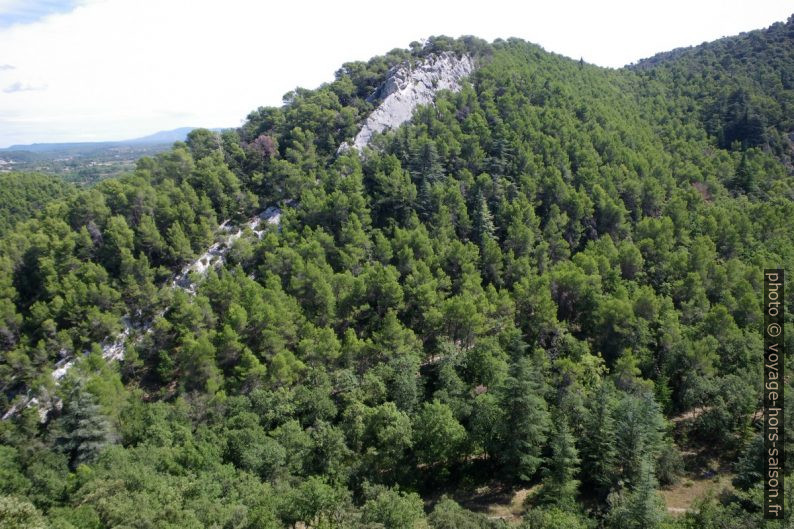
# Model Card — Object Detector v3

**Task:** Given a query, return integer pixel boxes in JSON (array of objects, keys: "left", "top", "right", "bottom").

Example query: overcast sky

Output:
[{"left": 0, "top": 0, "right": 791, "bottom": 147}]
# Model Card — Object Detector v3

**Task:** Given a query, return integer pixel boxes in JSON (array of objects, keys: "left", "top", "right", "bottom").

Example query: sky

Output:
[{"left": 0, "top": 0, "right": 791, "bottom": 147}]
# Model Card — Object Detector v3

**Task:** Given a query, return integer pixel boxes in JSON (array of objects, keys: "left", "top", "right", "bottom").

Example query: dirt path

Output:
[
  {"left": 660, "top": 465, "right": 734, "bottom": 515},
  {"left": 669, "top": 406, "right": 711, "bottom": 423},
  {"left": 458, "top": 485, "right": 537, "bottom": 524}
]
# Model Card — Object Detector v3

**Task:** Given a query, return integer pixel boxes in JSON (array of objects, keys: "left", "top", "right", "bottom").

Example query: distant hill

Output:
[
  {"left": 124, "top": 127, "right": 211, "bottom": 145},
  {"left": 0, "top": 127, "right": 225, "bottom": 183},
  {"left": 1, "top": 127, "right": 222, "bottom": 153}
]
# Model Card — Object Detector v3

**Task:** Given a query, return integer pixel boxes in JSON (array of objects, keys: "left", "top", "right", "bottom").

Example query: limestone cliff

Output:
[{"left": 343, "top": 52, "right": 475, "bottom": 151}]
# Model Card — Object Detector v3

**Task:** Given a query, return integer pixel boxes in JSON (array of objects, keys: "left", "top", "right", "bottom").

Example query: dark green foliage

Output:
[
  {"left": 498, "top": 356, "right": 551, "bottom": 481},
  {"left": 0, "top": 173, "right": 74, "bottom": 237},
  {"left": 579, "top": 382, "right": 618, "bottom": 497},
  {"left": 55, "top": 384, "right": 113, "bottom": 469},
  {"left": 538, "top": 412, "right": 580, "bottom": 508},
  {"left": 634, "top": 17, "right": 794, "bottom": 163},
  {"left": 605, "top": 457, "right": 665, "bottom": 529}
]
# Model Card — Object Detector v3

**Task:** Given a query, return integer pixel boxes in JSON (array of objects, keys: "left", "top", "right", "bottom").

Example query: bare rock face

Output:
[
  {"left": 3, "top": 206, "right": 283, "bottom": 422},
  {"left": 172, "top": 206, "right": 281, "bottom": 294},
  {"left": 344, "top": 52, "right": 475, "bottom": 151},
  {"left": 6, "top": 53, "right": 476, "bottom": 422}
]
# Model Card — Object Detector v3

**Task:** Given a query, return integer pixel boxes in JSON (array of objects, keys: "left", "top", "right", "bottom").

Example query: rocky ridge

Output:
[
  {"left": 342, "top": 52, "right": 475, "bottom": 151},
  {"left": 2, "top": 206, "right": 282, "bottom": 421},
  {"left": 4, "top": 51, "right": 476, "bottom": 421}
]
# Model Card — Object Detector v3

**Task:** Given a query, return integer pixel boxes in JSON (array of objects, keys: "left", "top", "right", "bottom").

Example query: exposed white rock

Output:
[
  {"left": 5, "top": 52, "right": 477, "bottom": 420},
  {"left": 3, "top": 206, "right": 283, "bottom": 422},
  {"left": 51, "top": 359, "right": 75, "bottom": 381},
  {"left": 172, "top": 206, "right": 281, "bottom": 293},
  {"left": 342, "top": 52, "right": 474, "bottom": 152},
  {"left": 6, "top": 54, "right": 474, "bottom": 421},
  {"left": 100, "top": 315, "right": 132, "bottom": 363},
  {"left": 1, "top": 399, "right": 23, "bottom": 421}
]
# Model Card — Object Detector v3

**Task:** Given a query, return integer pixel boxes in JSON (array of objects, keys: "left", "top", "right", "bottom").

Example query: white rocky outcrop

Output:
[
  {"left": 3, "top": 206, "right": 282, "bottom": 421},
  {"left": 5, "top": 53, "right": 477, "bottom": 422},
  {"left": 173, "top": 206, "right": 281, "bottom": 293},
  {"left": 343, "top": 52, "right": 474, "bottom": 151}
]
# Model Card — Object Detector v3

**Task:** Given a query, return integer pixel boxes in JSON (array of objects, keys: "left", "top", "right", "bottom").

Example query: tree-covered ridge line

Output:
[
  {"left": 0, "top": 21, "right": 793, "bottom": 529},
  {"left": 1, "top": 41, "right": 475, "bottom": 420},
  {"left": 1, "top": 204, "right": 284, "bottom": 423},
  {"left": 631, "top": 16, "right": 794, "bottom": 167}
]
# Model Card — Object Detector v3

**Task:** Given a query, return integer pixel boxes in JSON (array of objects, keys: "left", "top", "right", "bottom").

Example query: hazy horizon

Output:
[
  {"left": 0, "top": 0, "right": 791, "bottom": 148},
  {"left": 0, "top": 125, "right": 221, "bottom": 149}
]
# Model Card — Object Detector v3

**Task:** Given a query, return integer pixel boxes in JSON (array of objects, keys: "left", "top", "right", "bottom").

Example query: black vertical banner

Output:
[{"left": 764, "top": 269, "right": 784, "bottom": 520}]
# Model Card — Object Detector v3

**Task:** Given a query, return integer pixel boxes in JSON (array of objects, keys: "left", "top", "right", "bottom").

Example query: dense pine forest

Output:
[{"left": 1, "top": 16, "right": 793, "bottom": 529}]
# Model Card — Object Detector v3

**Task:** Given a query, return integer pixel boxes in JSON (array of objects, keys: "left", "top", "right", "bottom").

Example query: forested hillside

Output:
[
  {"left": 0, "top": 173, "right": 75, "bottom": 237},
  {"left": 0, "top": 18, "right": 793, "bottom": 529}
]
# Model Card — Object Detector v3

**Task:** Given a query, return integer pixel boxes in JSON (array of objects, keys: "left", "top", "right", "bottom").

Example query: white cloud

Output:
[
  {"left": 0, "top": 0, "right": 791, "bottom": 146},
  {"left": 3, "top": 81, "right": 47, "bottom": 93}
]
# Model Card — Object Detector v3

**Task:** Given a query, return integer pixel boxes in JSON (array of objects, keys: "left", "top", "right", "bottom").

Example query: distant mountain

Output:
[
  {"left": 122, "top": 127, "right": 217, "bottom": 145},
  {"left": 0, "top": 127, "right": 224, "bottom": 183},
  {"left": 1, "top": 127, "right": 223, "bottom": 153}
]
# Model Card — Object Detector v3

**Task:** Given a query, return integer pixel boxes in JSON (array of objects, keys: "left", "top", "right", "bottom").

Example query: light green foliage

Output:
[
  {"left": 429, "top": 497, "right": 506, "bottom": 529},
  {"left": 413, "top": 400, "right": 467, "bottom": 466},
  {"left": 0, "top": 495, "right": 47, "bottom": 529},
  {"left": 361, "top": 486, "right": 428, "bottom": 529},
  {"left": 520, "top": 507, "right": 590, "bottom": 529},
  {"left": 0, "top": 173, "right": 75, "bottom": 237}
]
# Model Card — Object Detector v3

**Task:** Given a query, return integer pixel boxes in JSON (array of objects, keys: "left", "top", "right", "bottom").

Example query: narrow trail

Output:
[{"left": 669, "top": 406, "right": 712, "bottom": 424}]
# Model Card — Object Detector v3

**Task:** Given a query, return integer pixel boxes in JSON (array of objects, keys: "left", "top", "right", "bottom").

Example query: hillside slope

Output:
[
  {"left": 0, "top": 23, "right": 792, "bottom": 529},
  {"left": 0, "top": 173, "right": 75, "bottom": 237}
]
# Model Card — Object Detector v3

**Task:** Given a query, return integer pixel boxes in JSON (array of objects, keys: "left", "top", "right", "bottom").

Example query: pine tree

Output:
[
  {"left": 166, "top": 221, "right": 193, "bottom": 265},
  {"left": 100, "top": 215, "right": 135, "bottom": 275},
  {"left": 614, "top": 392, "right": 665, "bottom": 487},
  {"left": 136, "top": 214, "right": 166, "bottom": 262},
  {"left": 409, "top": 138, "right": 444, "bottom": 184},
  {"left": 731, "top": 152, "right": 759, "bottom": 195},
  {"left": 473, "top": 192, "right": 495, "bottom": 245},
  {"left": 416, "top": 178, "right": 435, "bottom": 222},
  {"left": 542, "top": 204, "right": 571, "bottom": 262},
  {"left": 580, "top": 382, "right": 618, "bottom": 499},
  {"left": 539, "top": 412, "right": 581, "bottom": 508},
  {"left": 57, "top": 385, "right": 112, "bottom": 469},
  {"left": 498, "top": 356, "right": 550, "bottom": 481},
  {"left": 606, "top": 455, "right": 665, "bottom": 529}
]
